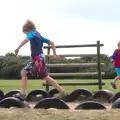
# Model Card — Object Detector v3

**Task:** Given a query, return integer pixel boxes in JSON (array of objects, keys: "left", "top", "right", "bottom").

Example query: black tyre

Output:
[
  {"left": 93, "top": 89, "right": 113, "bottom": 102},
  {"left": 0, "top": 97, "right": 31, "bottom": 108},
  {"left": 26, "top": 89, "right": 49, "bottom": 102},
  {"left": 48, "top": 88, "right": 69, "bottom": 102},
  {"left": 110, "top": 92, "right": 120, "bottom": 103},
  {"left": 0, "top": 89, "right": 4, "bottom": 100},
  {"left": 4, "top": 89, "right": 22, "bottom": 98},
  {"left": 48, "top": 88, "right": 59, "bottom": 97},
  {"left": 68, "top": 88, "right": 93, "bottom": 102},
  {"left": 34, "top": 97, "right": 70, "bottom": 109},
  {"left": 75, "top": 101, "right": 106, "bottom": 110},
  {"left": 112, "top": 98, "right": 120, "bottom": 108}
]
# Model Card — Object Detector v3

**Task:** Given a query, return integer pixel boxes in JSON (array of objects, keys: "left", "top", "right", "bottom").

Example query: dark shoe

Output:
[
  {"left": 56, "top": 91, "right": 68, "bottom": 99},
  {"left": 111, "top": 82, "right": 117, "bottom": 89},
  {"left": 14, "top": 92, "right": 27, "bottom": 101}
]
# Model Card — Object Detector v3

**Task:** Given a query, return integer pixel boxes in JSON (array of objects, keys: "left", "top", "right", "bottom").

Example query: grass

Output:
[
  {"left": 0, "top": 79, "right": 120, "bottom": 120},
  {"left": 0, "top": 79, "right": 120, "bottom": 94}
]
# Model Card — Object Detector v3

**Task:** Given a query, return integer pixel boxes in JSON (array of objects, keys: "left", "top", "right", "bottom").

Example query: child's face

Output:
[{"left": 24, "top": 31, "right": 28, "bottom": 35}]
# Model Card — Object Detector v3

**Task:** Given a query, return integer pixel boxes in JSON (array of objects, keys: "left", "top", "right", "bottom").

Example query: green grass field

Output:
[
  {"left": 0, "top": 79, "right": 120, "bottom": 120},
  {"left": 0, "top": 79, "right": 120, "bottom": 95}
]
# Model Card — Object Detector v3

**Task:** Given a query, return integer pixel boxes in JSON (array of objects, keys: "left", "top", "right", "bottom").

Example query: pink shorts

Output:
[{"left": 24, "top": 55, "right": 48, "bottom": 78}]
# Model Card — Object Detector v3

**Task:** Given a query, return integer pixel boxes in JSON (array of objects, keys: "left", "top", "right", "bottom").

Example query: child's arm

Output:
[
  {"left": 41, "top": 36, "right": 60, "bottom": 60},
  {"left": 15, "top": 39, "right": 29, "bottom": 55},
  {"left": 49, "top": 41, "right": 56, "bottom": 55},
  {"left": 110, "top": 49, "right": 117, "bottom": 62},
  {"left": 49, "top": 41, "right": 60, "bottom": 60}
]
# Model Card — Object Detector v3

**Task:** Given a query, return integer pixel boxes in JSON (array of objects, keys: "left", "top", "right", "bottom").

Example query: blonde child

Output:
[{"left": 15, "top": 20, "right": 67, "bottom": 99}]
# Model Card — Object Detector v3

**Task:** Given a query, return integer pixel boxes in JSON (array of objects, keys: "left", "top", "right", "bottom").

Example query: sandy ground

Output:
[
  {"left": 0, "top": 107, "right": 120, "bottom": 120},
  {"left": 0, "top": 101, "right": 118, "bottom": 120}
]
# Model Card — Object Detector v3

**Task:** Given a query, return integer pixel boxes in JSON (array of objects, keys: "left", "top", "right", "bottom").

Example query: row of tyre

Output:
[{"left": 0, "top": 88, "right": 120, "bottom": 109}]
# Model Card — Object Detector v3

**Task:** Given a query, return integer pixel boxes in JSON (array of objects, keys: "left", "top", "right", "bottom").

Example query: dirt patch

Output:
[
  {"left": 0, "top": 108, "right": 120, "bottom": 120},
  {"left": 0, "top": 100, "right": 115, "bottom": 120}
]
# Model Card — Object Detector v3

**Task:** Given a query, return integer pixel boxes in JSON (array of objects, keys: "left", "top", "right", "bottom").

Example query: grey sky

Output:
[
  {"left": 77, "top": 0, "right": 120, "bottom": 22},
  {"left": 16, "top": 0, "right": 120, "bottom": 23},
  {"left": 0, "top": 0, "right": 120, "bottom": 56}
]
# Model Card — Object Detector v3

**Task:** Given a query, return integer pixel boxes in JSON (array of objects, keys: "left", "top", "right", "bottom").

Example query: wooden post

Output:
[
  {"left": 97, "top": 41, "right": 102, "bottom": 90},
  {"left": 46, "top": 45, "right": 50, "bottom": 91}
]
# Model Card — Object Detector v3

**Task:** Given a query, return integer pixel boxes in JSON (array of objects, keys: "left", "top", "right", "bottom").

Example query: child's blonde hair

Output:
[
  {"left": 23, "top": 20, "right": 36, "bottom": 32},
  {"left": 117, "top": 41, "right": 120, "bottom": 49}
]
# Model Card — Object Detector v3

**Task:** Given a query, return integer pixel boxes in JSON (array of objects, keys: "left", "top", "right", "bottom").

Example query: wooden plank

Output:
[
  {"left": 46, "top": 63, "right": 105, "bottom": 67},
  {"left": 44, "top": 44, "right": 104, "bottom": 49},
  {"left": 43, "top": 82, "right": 105, "bottom": 86},
  {"left": 45, "top": 54, "right": 105, "bottom": 57},
  {"left": 48, "top": 72, "right": 105, "bottom": 76}
]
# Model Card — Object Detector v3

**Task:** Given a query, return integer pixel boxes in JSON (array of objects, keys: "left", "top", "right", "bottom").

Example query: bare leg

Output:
[
  {"left": 111, "top": 76, "right": 120, "bottom": 84},
  {"left": 21, "top": 69, "right": 28, "bottom": 95},
  {"left": 111, "top": 76, "right": 120, "bottom": 89},
  {"left": 43, "top": 76, "right": 64, "bottom": 92}
]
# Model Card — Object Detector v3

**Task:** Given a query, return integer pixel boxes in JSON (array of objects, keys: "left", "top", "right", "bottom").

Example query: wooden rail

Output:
[
  {"left": 46, "top": 63, "right": 104, "bottom": 67},
  {"left": 45, "top": 54, "right": 105, "bottom": 57},
  {"left": 44, "top": 44, "right": 104, "bottom": 48},
  {"left": 48, "top": 72, "right": 105, "bottom": 76},
  {"left": 43, "top": 82, "right": 105, "bottom": 86}
]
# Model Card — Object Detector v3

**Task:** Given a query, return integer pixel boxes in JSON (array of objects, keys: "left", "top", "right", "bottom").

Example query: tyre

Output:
[
  {"left": 112, "top": 98, "right": 120, "bottom": 108},
  {"left": 0, "top": 97, "right": 31, "bottom": 108},
  {"left": 48, "top": 88, "right": 59, "bottom": 97},
  {"left": 0, "top": 89, "right": 4, "bottom": 100},
  {"left": 4, "top": 89, "right": 22, "bottom": 98},
  {"left": 75, "top": 101, "right": 106, "bottom": 110},
  {"left": 26, "top": 89, "right": 49, "bottom": 102},
  {"left": 68, "top": 88, "right": 93, "bottom": 102},
  {"left": 34, "top": 97, "right": 70, "bottom": 109},
  {"left": 93, "top": 89, "right": 113, "bottom": 103},
  {"left": 110, "top": 92, "right": 120, "bottom": 103},
  {"left": 48, "top": 88, "right": 69, "bottom": 102}
]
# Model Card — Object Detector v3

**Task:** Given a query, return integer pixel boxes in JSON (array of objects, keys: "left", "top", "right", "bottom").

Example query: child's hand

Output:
[
  {"left": 53, "top": 55, "right": 60, "bottom": 60},
  {"left": 110, "top": 58, "right": 114, "bottom": 62},
  {"left": 14, "top": 49, "right": 19, "bottom": 56}
]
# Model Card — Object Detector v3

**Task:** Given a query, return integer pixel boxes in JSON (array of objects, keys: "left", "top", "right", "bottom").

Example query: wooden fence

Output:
[{"left": 43, "top": 41, "right": 105, "bottom": 91}]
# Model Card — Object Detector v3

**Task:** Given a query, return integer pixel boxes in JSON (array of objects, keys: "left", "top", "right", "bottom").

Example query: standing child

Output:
[
  {"left": 110, "top": 41, "right": 120, "bottom": 89},
  {"left": 14, "top": 20, "right": 67, "bottom": 99}
]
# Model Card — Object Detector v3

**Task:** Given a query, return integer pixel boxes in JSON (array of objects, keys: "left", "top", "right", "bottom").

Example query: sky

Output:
[{"left": 0, "top": 0, "right": 120, "bottom": 56}]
